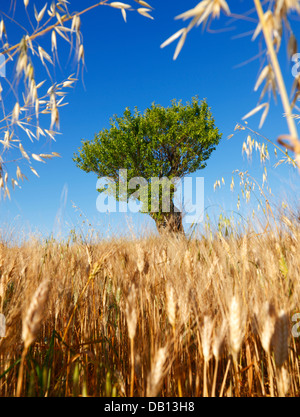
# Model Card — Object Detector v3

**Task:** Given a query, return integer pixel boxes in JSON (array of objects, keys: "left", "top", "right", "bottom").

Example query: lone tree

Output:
[{"left": 73, "top": 97, "right": 221, "bottom": 233}]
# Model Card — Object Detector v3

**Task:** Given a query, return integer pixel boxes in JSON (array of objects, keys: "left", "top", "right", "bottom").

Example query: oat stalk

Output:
[{"left": 254, "top": 0, "right": 300, "bottom": 170}]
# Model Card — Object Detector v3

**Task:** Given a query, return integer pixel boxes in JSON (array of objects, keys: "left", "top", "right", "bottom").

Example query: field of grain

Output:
[{"left": 0, "top": 213, "right": 300, "bottom": 397}]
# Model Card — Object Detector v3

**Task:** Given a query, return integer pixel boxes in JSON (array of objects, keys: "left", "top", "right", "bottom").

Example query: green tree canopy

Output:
[{"left": 73, "top": 96, "right": 222, "bottom": 233}]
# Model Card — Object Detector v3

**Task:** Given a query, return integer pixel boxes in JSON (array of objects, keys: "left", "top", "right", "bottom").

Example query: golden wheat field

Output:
[{"left": 0, "top": 212, "right": 299, "bottom": 398}]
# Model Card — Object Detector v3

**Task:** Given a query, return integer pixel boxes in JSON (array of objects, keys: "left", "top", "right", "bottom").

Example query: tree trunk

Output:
[{"left": 153, "top": 204, "right": 184, "bottom": 235}]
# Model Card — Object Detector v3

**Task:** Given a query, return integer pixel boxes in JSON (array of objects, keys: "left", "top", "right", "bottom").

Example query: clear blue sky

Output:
[{"left": 0, "top": 1, "right": 299, "bottom": 240}]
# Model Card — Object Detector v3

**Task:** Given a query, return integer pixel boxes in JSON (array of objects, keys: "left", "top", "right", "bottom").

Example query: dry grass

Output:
[{"left": 0, "top": 214, "right": 300, "bottom": 397}]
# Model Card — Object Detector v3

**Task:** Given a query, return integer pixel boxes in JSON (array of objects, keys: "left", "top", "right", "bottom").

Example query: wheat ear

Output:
[
  {"left": 229, "top": 296, "right": 244, "bottom": 360},
  {"left": 229, "top": 295, "right": 244, "bottom": 396},
  {"left": 273, "top": 310, "right": 289, "bottom": 369},
  {"left": 125, "top": 285, "right": 137, "bottom": 397},
  {"left": 201, "top": 315, "right": 213, "bottom": 397},
  {"left": 21, "top": 279, "right": 50, "bottom": 350},
  {"left": 17, "top": 279, "right": 50, "bottom": 397},
  {"left": 146, "top": 346, "right": 167, "bottom": 397},
  {"left": 212, "top": 319, "right": 227, "bottom": 397},
  {"left": 260, "top": 302, "right": 276, "bottom": 397}
]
